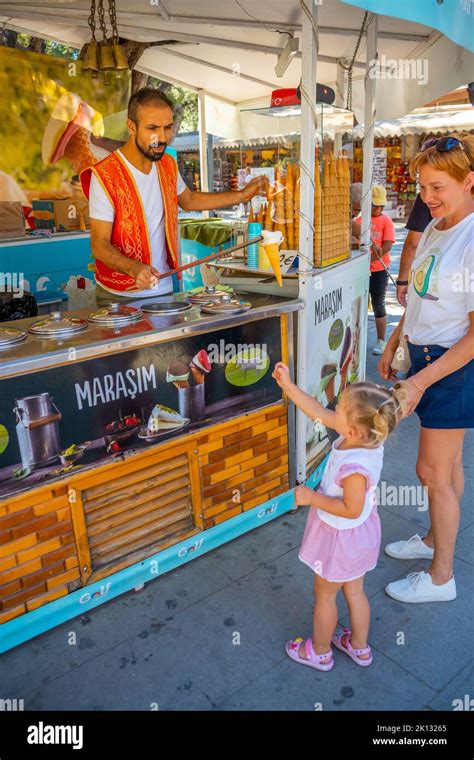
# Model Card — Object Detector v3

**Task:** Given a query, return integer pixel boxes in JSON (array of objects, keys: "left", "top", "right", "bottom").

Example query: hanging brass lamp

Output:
[
  {"left": 83, "top": 40, "right": 99, "bottom": 78},
  {"left": 108, "top": 0, "right": 129, "bottom": 75},
  {"left": 82, "top": 0, "right": 99, "bottom": 78}
]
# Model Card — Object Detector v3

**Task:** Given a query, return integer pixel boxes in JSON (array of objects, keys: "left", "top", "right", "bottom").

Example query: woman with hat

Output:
[{"left": 379, "top": 134, "right": 474, "bottom": 604}]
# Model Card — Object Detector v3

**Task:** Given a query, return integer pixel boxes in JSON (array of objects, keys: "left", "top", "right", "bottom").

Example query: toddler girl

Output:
[{"left": 273, "top": 362, "right": 407, "bottom": 670}]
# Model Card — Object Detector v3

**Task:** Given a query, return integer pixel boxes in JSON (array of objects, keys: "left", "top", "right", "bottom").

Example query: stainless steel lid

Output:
[
  {"left": 88, "top": 302, "right": 144, "bottom": 326},
  {"left": 187, "top": 285, "right": 235, "bottom": 304},
  {"left": 200, "top": 294, "right": 251, "bottom": 314},
  {"left": 141, "top": 300, "right": 194, "bottom": 315},
  {"left": 28, "top": 311, "right": 89, "bottom": 337},
  {"left": 0, "top": 326, "right": 28, "bottom": 349}
]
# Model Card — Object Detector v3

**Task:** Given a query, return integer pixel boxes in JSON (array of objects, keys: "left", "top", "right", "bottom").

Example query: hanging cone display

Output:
[
  {"left": 285, "top": 162, "right": 295, "bottom": 250},
  {"left": 273, "top": 168, "right": 287, "bottom": 248},
  {"left": 336, "top": 150, "right": 351, "bottom": 262},
  {"left": 294, "top": 164, "right": 300, "bottom": 252},
  {"left": 248, "top": 206, "right": 255, "bottom": 224},
  {"left": 264, "top": 199, "right": 274, "bottom": 231},
  {"left": 313, "top": 156, "right": 322, "bottom": 266}
]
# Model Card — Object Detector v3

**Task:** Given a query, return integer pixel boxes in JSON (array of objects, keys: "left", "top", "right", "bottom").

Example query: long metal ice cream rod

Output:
[
  {"left": 371, "top": 244, "right": 398, "bottom": 288},
  {"left": 158, "top": 236, "right": 263, "bottom": 279}
]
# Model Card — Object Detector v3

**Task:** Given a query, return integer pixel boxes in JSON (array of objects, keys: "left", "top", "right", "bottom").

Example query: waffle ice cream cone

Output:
[
  {"left": 63, "top": 127, "right": 98, "bottom": 174},
  {"left": 189, "top": 349, "right": 212, "bottom": 385},
  {"left": 325, "top": 375, "right": 336, "bottom": 405},
  {"left": 173, "top": 380, "right": 190, "bottom": 389},
  {"left": 190, "top": 366, "right": 205, "bottom": 385}
]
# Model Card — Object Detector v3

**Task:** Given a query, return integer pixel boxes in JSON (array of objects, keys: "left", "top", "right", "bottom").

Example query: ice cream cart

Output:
[{"left": 0, "top": 1, "right": 374, "bottom": 652}]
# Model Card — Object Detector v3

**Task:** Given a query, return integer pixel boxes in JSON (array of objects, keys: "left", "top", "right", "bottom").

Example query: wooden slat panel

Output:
[
  {"left": 86, "top": 485, "right": 191, "bottom": 536},
  {"left": 88, "top": 497, "right": 192, "bottom": 546},
  {"left": 84, "top": 476, "right": 190, "bottom": 525},
  {"left": 90, "top": 515, "right": 194, "bottom": 565},
  {"left": 83, "top": 450, "right": 194, "bottom": 571},
  {"left": 84, "top": 463, "right": 190, "bottom": 514},
  {"left": 83, "top": 453, "right": 189, "bottom": 501},
  {"left": 87, "top": 526, "right": 202, "bottom": 583}
]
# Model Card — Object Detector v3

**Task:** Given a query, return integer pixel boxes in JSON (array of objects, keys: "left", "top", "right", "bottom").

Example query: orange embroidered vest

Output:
[{"left": 80, "top": 151, "right": 180, "bottom": 291}]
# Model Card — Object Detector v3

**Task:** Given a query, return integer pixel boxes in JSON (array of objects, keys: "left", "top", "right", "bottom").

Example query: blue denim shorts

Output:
[{"left": 407, "top": 342, "right": 474, "bottom": 429}]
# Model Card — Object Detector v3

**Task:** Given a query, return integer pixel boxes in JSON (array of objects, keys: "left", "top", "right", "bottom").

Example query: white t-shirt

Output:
[
  {"left": 316, "top": 437, "right": 384, "bottom": 530},
  {"left": 89, "top": 150, "right": 187, "bottom": 298},
  {"left": 404, "top": 213, "right": 474, "bottom": 348}
]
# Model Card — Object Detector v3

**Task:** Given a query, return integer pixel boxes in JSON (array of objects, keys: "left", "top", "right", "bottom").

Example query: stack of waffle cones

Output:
[
  {"left": 272, "top": 168, "right": 287, "bottom": 249},
  {"left": 294, "top": 164, "right": 300, "bottom": 252},
  {"left": 313, "top": 150, "right": 351, "bottom": 267}
]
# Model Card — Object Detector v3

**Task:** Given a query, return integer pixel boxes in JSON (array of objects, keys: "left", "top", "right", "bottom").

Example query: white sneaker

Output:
[
  {"left": 372, "top": 339, "right": 386, "bottom": 355},
  {"left": 385, "top": 571, "right": 456, "bottom": 603},
  {"left": 385, "top": 533, "right": 434, "bottom": 560}
]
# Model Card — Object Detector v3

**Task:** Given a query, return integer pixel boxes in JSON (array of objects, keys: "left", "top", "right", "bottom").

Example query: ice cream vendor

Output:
[{"left": 80, "top": 88, "right": 269, "bottom": 306}]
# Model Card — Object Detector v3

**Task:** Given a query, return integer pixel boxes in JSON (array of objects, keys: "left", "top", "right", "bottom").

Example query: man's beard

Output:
[{"left": 135, "top": 136, "right": 167, "bottom": 162}]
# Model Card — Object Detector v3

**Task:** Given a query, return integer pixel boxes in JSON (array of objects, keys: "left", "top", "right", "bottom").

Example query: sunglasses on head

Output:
[{"left": 421, "top": 135, "right": 473, "bottom": 160}]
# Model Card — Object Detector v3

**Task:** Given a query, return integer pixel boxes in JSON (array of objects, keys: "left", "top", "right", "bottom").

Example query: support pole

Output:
[
  {"left": 197, "top": 89, "right": 210, "bottom": 218},
  {"left": 360, "top": 14, "right": 378, "bottom": 256},
  {"left": 295, "top": 0, "right": 318, "bottom": 483}
]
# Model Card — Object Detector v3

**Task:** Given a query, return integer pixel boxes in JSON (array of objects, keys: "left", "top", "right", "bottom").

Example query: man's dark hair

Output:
[{"left": 127, "top": 88, "right": 175, "bottom": 125}]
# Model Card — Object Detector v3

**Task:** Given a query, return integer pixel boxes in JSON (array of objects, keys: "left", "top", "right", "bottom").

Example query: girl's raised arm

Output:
[{"left": 272, "top": 362, "right": 338, "bottom": 430}]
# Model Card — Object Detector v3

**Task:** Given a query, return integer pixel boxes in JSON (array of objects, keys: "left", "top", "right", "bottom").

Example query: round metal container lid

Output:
[
  {"left": 141, "top": 300, "right": 194, "bottom": 315},
  {"left": 28, "top": 311, "right": 88, "bottom": 337},
  {"left": 0, "top": 326, "right": 28, "bottom": 349},
  {"left": 201, "top": 296, "right": 251, "bottom": 314},
  {"left": 88, "top": 302, "right": 144, "bottom": 325},
  {"left": 187, "top": 286, "right": 235, "bottom": 304}
]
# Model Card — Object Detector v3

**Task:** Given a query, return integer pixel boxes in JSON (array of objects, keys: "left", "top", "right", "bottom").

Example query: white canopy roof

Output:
[
  {"left": 1, "top": 1, "right": 473, "bottom": 128},
  {"left": 354, "top": 104, "right": 474, "bottom": 139}
]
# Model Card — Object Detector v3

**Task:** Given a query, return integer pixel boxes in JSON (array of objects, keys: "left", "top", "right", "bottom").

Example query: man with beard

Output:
[{"left": 81, "top": 88, "right": 268, "bottom": 304}]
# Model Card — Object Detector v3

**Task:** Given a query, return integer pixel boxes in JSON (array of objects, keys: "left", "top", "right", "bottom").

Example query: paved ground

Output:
[{"left": 2, "top": 224, "right": 473, "bottom": 711}]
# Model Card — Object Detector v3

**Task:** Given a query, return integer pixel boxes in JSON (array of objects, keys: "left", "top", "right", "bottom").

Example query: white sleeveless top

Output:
[{"left": 316, "top": 437, "right": 384, "bottom": 530}]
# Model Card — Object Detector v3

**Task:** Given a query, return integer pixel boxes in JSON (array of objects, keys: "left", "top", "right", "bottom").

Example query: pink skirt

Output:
[{"left": 298, "top": 506, "right": 381, "bottom": 583}]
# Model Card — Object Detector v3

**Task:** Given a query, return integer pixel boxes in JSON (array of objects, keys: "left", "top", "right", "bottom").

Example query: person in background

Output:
[
  {"left": 352, "top": 185, "right": 396, "bottom": 356},
  {"left": 0, "top": 171, "right": 33, "bottom": 230},
  {"left": 350, "top": 182, "right": 362, "bottom": 249},
  {"left": 396, "top": 191, "right": 432, "bottom": 307}
]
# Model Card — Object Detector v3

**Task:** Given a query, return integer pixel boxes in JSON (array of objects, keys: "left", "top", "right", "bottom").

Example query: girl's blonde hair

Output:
[
  {"left": 341, "top": 381, "right": 410, "bottom": 446},
  {"left": 410, "top": 132, "right": 474, "bottom": 195}
]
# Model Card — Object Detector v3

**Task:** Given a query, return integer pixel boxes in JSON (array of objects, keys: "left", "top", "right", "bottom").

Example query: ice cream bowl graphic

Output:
[{"left": 139, "top": 404, "right": 190, "bottom": 441}]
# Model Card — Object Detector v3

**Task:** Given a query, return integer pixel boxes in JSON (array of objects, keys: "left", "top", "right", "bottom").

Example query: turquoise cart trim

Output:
[{"left": 0, "top": 455, "right": 329, "bottom": 653}]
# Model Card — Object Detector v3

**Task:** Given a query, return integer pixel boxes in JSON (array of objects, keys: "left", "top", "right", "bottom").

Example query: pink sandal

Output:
[
  {"left": 285, "top": 637, "right": 334, "bottom": 671},
  {"left": 332, "top": 627, "right": 373, "bottom": 667}
]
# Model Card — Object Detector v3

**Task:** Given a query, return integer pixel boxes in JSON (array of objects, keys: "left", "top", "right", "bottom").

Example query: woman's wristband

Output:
[
  {"left": 411, "top": 378, "right": 426, "bottom": 395},
  {"left": 396, "top": 279, "right": 409, "bottom": 286}
]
